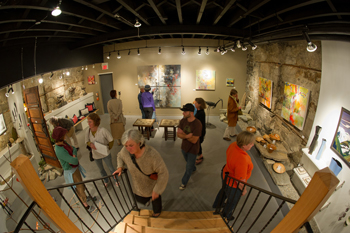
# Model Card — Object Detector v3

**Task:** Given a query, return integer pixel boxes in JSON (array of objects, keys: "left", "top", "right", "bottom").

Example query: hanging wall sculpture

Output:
[
  {"left": 331, "top": 107, "right": 350, "bottom": 167},
  {"left": 258, "top": 77, "right": 273, "bottom": 109},
  {"left": 281, "top": 82, "right": 310, "bottom": 130},
  {"left": 137, "top": 65, "right": 181, "bottom": 108},
  {"left": 196, "top": 70, "right": 216, "bottom": 90}
]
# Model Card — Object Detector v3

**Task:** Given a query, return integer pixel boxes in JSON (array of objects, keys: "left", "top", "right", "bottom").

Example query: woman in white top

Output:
[
  {"left": 107, "top": 90, "right": 125, "bottom": 145},
  {"left": 85, "top": 113, "right": 118, "bottom": 187}
]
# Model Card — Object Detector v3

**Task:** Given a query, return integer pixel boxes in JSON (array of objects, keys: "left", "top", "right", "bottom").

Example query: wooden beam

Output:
[
  {"left": 175, "top": 0, "right": 183, "bottom": 24},
  {"left": 272, "top": 167, "right": 339, "bottom": 233},
  {"left": 213, "top": 0, "right": 236, "bottom": 25},
  {"left": 116, "top": 0, "right": 150, "bottom": 26},
  {"left": 148, "top": 0, "right": 166, "bottom": 24},
  {"left": 196, "top": 0, "right": 207, "bottom": 24},
  {"left": 11, "top": 155, "right": 81, "bottom": 233},
  {"left": 326, "top": 0, "right": 342, "bottom": 19}
]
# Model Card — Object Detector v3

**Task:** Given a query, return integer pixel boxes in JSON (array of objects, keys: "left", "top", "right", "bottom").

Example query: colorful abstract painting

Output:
[
  {"left": 226, "top": 78, "right": 234, "bottom": 87},
  {"left": 137, "top": 65, "right": 159, "bottom": 86},
  {"left": 258, "top": 77, "right": 273, "bottom": 108},
  {"left": 331, "top": 107, "right": 350, "bottom": 167},
  {"left": 281, "top": 82, "right": 310, "bottom": 130},
  {"left": 137, "top": 65, "right": 181, "bottom": 107},
  {"left": 88, "top": 75, "right": 95, "bottom": 85},
  {"left": 196, "top": 70, "right": 215, "bottom": 90}
]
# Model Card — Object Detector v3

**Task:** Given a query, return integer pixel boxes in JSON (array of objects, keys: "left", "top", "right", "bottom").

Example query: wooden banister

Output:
[
  {"left": 271, "top": 167, "right": 339, "bottom": 233},
  {"left": 11, "top": 155, "right": 81, "bottom": 233}
]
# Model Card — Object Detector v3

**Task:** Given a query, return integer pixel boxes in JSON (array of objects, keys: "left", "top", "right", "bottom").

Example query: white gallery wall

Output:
[
  {"left": 100, "top": 39, "right": 247, "bottom": 116},
  {"left": 304, "top": 41, "right": 350, "bottom": 232}
]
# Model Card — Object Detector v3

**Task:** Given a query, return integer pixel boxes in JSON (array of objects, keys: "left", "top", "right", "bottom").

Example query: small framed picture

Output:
[{"left": 0, "top": 113, "right": 7, "bottom": 135}]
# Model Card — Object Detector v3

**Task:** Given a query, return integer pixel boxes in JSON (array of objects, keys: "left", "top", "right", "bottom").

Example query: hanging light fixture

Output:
[
  {"left": 248, "top": 40, "right": 257, "bottom": 50},
  {"left": 92, "top": 64, "right": 95, "bottom": 69},
  {"left": 241, "top": 42, "right": 247, "bottom": 51},
  {"left": 81, "top": 66, "right": 84, "bottom": 70},
  {"left": 302, "top": 31, "right": 317, "bottom": 52},
  {"left": 206, "top": 47, "right": 210, "bottom": 55},
  {"left": 137, "top": 48, "right": 140, "bottom": 55},
  {"left": 158, "top": 47, "right": 161, "bottom": 54},
  {"left": 117, "top": 51, "right": 121, "bottom": 59},
  {"left": 182, "top": 47, "right": 185, "bottom": 55},
  {"left": 230, "top": 42, "right": 236, "bottom": 52},
  {"left": 236, "top": 40, "right": 241, "bottom": 48},
  {"left": 5, "top": 85, "right": 14, "bottom": 97},
  {"left": 128, "top": 49, "right": 131, "bottom": 55},
  {"left": 134, "top": 19, "right": 141, "bottom": 28},
  {"left": 49, "top": 72, "right": 54, "bottom": 79},
  {"left": 38, "top": 78, "right": 43, "bottom": 84},
  {"left": 107, "top": 52, "right": 111, "bottom": 59},
  {"left": 51, "top": 0, "right": 62, "bottom": 16},
  {"left": 197, "top": 47, "right": 202, "bottom": 55},
  {"left": 66, "top": 71, "right": 70, "bottom": 76},
  {"left": 85, "top": 65, "right": 88, "bottom": 70}
]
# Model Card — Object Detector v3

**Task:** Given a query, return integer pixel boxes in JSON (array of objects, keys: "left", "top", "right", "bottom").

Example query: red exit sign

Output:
[{"left": 102, "top": 63, "right": 108, "bottom": 70}]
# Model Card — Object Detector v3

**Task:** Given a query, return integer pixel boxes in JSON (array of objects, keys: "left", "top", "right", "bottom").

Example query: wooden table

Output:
[
  {"left": 133, "top": 119, "right": 155, "bottom": 140},
  {"left": 159, "top": 119, "right": 180, "bottom": 141}
]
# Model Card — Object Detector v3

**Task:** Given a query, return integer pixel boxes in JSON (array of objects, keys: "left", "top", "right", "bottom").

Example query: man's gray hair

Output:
[
  {"left": 121, "top": 129, "right": 145, "bottom": 146},
  {"left": 49, "top": 116, "right": 59, "bottom": 127}
]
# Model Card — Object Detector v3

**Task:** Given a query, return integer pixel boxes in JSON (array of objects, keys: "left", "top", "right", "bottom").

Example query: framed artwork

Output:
[
  {"left": 258, "top": 77, "right": 273, "bottom": 109},
  {"left": 226, "top": 78, "right": 234, "bottom": 87},
  {"left": 0, "top": 113, "right": 7, "bottom": 135},
  {"left": 196, "top": 70, "right": 215, "bottom": 90},
  {"left": 137, "top": 65, "right": 181, "bottom": 108},
  {"left": 88, "top": 75, "right": 95, "bottom": 85},
  {"left": 281, "top": 82, "right": 310, "bottom": 130},
  {"left": 331, "top": 107, "right": 350, "bottom": 168}
]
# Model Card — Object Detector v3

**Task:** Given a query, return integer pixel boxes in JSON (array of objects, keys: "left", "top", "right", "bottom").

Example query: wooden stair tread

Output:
[
  {"left": 112, "top": 222, "right": 231, "bottom": 233},
  {"left": 136, "top": 209, "right": 221, "bottom": 219},
  {"left": 124, "top": 214, "right": 227, "bottom": 229}
]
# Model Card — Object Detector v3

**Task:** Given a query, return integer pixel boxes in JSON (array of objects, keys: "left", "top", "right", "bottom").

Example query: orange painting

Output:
[{"left": 258, "top": 77, "right": 272, "bottom": 108}]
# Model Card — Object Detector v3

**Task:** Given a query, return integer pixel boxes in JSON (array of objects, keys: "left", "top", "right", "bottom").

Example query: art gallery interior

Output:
[{"left": 1, "top": 1, "right": 350, "bottom": 232}]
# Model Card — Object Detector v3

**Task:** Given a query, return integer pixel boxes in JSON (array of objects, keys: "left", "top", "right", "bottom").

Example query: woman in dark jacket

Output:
[{"left": 194, "top": 98, "right": 206, "bottom": 165}]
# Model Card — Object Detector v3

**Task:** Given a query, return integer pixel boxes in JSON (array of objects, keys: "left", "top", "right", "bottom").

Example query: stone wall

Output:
[
  {"left": 0, "top": 88, "right": 14, "bottom": 151},
  {"left": 21, "top": 67, "right": 86, "bottom": 113},
  {"left": 246, "top": 41, "right": 322, "bottom": 165}
]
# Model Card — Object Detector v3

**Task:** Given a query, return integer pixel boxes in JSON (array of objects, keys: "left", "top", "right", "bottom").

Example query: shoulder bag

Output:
[
  {"left": 86, "top": 128, "right": 94, "bottom": 162},
  {"left": 130, "top": 153, "right": 158, "bottom": 180}
]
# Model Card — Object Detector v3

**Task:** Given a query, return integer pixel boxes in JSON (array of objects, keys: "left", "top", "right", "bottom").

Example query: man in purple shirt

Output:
[{"left": 141, "top": 85, "right": 155, "bottom": 120}]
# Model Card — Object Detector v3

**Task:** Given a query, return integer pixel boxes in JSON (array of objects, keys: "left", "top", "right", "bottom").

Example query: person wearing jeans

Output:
[{"left": 177, "top": 103, "right": 202, "bottom": 190}]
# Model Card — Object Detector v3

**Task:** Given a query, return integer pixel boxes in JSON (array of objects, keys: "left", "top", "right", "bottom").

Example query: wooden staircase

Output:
[{"left": 111, "top": 209, "right": 231, "bottom": 233}]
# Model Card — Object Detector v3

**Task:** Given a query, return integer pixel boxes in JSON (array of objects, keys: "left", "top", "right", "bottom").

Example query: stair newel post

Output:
[
  {"left": 214, "top": 171, "right": 229, "bottom": 215},
  {"left": 122, "top": 169, "right": 139, "bottom": 211}
]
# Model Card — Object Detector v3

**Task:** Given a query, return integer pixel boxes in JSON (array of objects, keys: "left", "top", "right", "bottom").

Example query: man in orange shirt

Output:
[{"left": 213, "top": 131, "right": 255, "bottom": 221}]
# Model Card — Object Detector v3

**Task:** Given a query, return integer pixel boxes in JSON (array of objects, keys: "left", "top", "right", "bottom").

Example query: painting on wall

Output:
[
  {"left": 258, "top": 77, "right": 273, "bottom": 109},
  {"left": 88, "top": 75, "right": 95, "bottom": 85},
  {"left": 281, "top": 82, "right": 310, "bottom": 130},
  {"left": 196, "top": 70, "right": 215, "bottom": 90},
  {"left": 226, "top": 78, "right": 234, "bottom": 87},
  {"left": 138, "top": 65, "right": 181, "bottom": 108},
  {"left": 137, "top": 65, "right": 159, "bottom": 86},
  {"left": 331, "top": 107, "right": 350, "bottom": 168},
  {"left": 0, "top": 114, "right": 6, "bottom": 135}
]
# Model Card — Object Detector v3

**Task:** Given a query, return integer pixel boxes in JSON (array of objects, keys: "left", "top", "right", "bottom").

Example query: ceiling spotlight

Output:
[
  {"left": 158, "top": 47, "right": 161, "bottom": 54},
  {"left": 39, "top": 78, "right": 43, "bottom": 84},
  {"left": 137, "top": 48, "right": 140, "bottom": 55},
  {"left": 117, "top": 51, "right": 121, "bottom": 59},
  {"left": 66, "top": 71, "right": 70, "bottom": 76},
  {"left": 107, "top": 52, "right": 110, "bottom": 59},
  {"left": 82, "top": 66, "right": 84, "bottom": 70},
  {"left": 302, "top": 31, "right": 317, "bottom": 52},
  {"left": 50, "top": 72, "right": 54, "bottom": 79},
  {"left": 5, "top": 92, "right": 9, "bottom": 97},
  {"left": 182, "top": 47, "right": 185, "bottom": 55},
  {"left": 85, "top": 65, "right": 88, "bottom": 70},
  {"left": 92, "top": 64, "right": 95, "bottom": 69},
  {"left": 230, "top": 47, "right": 236, "bottom": 52},
  {"left": 134, "top": 19, "right": 141, "bottom": 28},
  {"left": 128, "top": 49, "right": 131, "bottom": 55},
  {"left": 206, "top": 47, "right": 209, "bottom": 55},
  {"left": 198, "top": 47, "right": 201, "bottom": 55},
  {"left": 6, "top": 85, "right": 14, "bottom": 97},
  {"left": 236, "top": 40, "right": 241, "bottom": 48},
  {"left": 51, "top": 0, "right": 62, "bottom": 16},
  {"left": 248, "top": 40, "right": 257, "bottom": 50},
  {"left": 35, "top": 20, "right": 41, "bottom": 25},
  {"left": 242, "top": 43, "right": 247, "bottom": 51}
]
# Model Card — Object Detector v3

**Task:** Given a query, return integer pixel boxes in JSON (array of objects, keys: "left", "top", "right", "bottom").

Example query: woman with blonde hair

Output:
[
  {"left": 194, "top": 97, "right": 206, "bottom": 165},
  {"left": 223, "top": 89, "right": 241, "bottom": 141}
]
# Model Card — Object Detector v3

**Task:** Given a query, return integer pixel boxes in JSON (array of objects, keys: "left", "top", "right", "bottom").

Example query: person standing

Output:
[
  {"left": 107, "top": 90, "right": 125, "bottom": 146},
  {"left": 141, "top": 85, "right": 155, "bottom": 120},
  {"left": 177, "top": 103, "right": 202, "bottom": 190},
  {"left": 49, "top": 116, "right": 79, "bottom": 150},
  {"left": 138, "top": 86, "right": 145, "bottom": 119},
  {"left": 194, "top": 98, "right": 206, "bottom": 165},
  {"left": 223, "top": 89, "right": 241, "bottom": 141},
  {"left": 213, "top": 131, "right": 255, "bottom": 221},
  {"left": 113, "top": 129, "right": 169, "bottom": 217},
  {"left": 85, "top": 113, "right": 118, "bottom": 187}
]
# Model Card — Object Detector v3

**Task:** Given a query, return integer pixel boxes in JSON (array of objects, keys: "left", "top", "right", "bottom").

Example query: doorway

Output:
[{"left": 99, "top": 73, "right": 114, "bottom": 114}]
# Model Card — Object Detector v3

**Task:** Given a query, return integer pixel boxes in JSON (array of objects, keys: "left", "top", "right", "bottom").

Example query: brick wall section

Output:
[{"left": 246, "top": 41, "right": 322, "bottom": 165}]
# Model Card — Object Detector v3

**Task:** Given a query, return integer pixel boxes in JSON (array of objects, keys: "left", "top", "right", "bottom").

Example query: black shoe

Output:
[
  {"left": 76, "top": 147, "right": 80, "bottom": 151},
  {"left": 227, "top": 215, "right": 235, "bottom": 221},
  {"left": 86, "top": 196, "right": 97, "bottom": 202}
]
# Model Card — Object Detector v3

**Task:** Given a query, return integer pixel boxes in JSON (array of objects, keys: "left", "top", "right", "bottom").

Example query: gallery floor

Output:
[{"left": 42, "top": 114, "right": 312, "bottom": 232}]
